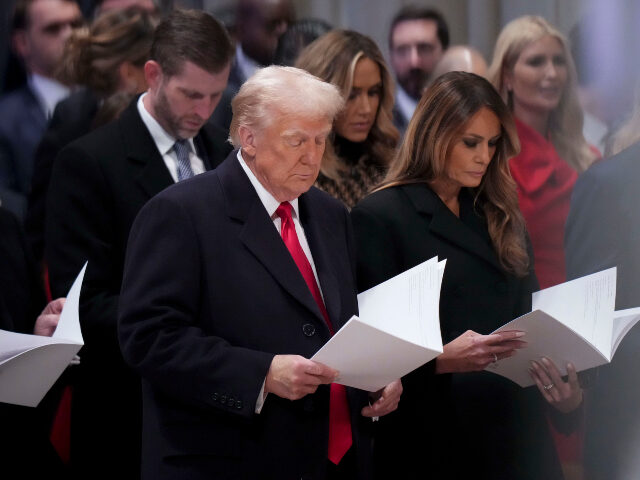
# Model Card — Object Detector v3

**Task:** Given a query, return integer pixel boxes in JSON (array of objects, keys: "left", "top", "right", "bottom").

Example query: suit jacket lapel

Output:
[
  {"left": 299, "top": 193, "right": 343, "bottom": 331},
  {"left": 403, "top": 183, "right": 502, "bottom": 270},
  {"left": 24, "top": 85, "right": 47, "bottom": 130},
  {"left": 193, "top": 134, "right": 209, "bottom": 169},
  {"left": 218, "top": 154, "right": 331, "bottom": 332},
  {"left": 118, "top": 100, "right": 174, "bottom": 199}
]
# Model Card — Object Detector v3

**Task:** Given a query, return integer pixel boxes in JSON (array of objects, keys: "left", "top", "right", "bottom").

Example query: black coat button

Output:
[
  {"left": 220, "top": 394, "right": 227, "bottom": 404},
  {"left": 302, "top": 323, "right": 316, "bottom": 337},
  {"left": 212, "top": 392, "right": 218, "bottom": 402},
  {"left": 235, "top": 400, "right": 243, "bottom": 410},
  {"left": 227, "top": 397, "right": 235, "bottom": 407}
]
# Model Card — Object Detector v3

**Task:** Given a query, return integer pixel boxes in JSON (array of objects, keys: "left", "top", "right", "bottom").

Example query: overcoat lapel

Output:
[
  {"left": 218, "top": 154, "right": 331, "bottom": 334},
  {"left": 402, "top": 183, "right": 502, "bottom": 270},
  {"left": 118, "top": 100, "right": 174, "bottom": 199},
  {"left": 299, "top": 194, "right": 343, "bottom": 331}
]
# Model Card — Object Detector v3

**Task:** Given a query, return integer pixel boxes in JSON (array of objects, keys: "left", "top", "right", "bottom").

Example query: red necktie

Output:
[{"left": 275, "top": 202, "right": 352, "bottom": 465}]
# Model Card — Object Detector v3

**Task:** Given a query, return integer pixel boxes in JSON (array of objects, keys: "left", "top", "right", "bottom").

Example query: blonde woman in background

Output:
[
  {"left": 488, "top": 15, "right": 597, "bottom": 289},
  {"left": 295, "top": 29, "right": 399, "bottom": 208}
]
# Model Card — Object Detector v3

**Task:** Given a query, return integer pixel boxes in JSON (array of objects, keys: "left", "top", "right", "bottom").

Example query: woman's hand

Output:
[
  {"left": 435, "top": 329, "right": 527, "bottom": 374},
  {"left": 529, "top": 357, "right": 583, "bottom": 413}
]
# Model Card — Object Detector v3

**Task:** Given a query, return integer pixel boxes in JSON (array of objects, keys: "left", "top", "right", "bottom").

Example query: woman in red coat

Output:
[{"left": 488, "top": 16, "right": 597, "bottom": 288}]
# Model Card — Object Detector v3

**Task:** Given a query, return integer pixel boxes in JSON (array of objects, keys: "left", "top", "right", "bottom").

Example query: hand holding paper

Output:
[
  {"left": 312, "top": 257, "right": 445, "bottom": 392},
  {"left": 265, "top": 354, "right": 337, "bottom": 401},
  {"left": 486, "top": 267, "right": 640, "bottom": 387},
  {"left": 435, "top": 329, "right": 526, "bottom": 374},
  {"left": 529, "top": 357, "right": 583, "bottom": 413},
  {"left": 0, "top": 263, "right": 86, "bottom": 407}
]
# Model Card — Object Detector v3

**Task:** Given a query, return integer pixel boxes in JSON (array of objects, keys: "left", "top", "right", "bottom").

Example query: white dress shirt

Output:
[
  {"left": 395, "top": 84, "right": 418, "bottom": 126},
  {"left": 235, "top": 44, "right": 261, "bottom": 83},
  {"left": 137, "top": 93, "right": 206, "bottom": 182},
  {"left": 29, "top": 74, "right": 70, "bottom": 119}
]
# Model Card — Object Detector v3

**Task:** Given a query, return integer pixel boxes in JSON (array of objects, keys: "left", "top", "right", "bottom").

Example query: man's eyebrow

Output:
[{"left": 281, "top": 130, "right": 304, "bottom": 137}]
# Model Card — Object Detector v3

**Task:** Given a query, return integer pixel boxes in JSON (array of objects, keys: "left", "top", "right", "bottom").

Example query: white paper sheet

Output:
[
  {"left": 485, "top": 268, "right": 635, "bottom": 387},
  {"left": 312, "top": 257, "right": 444, "bottom": 391},
  {"left": 612, "top": 307, "right": 640, "bottom": 356},
  {"left": 532, "top": 267, "right": 616, "bottom": 357},
  {"left": 0, "top": 263, "right": 86, "bottom": 407},
  {"left": 486, "top": 310, "right": 608, "bottom": 387}
]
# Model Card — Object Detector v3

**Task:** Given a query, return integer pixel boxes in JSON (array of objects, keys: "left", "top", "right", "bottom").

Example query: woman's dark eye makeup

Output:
[{"left": 462, "top": 136, "right": 500, "bottom": 148}]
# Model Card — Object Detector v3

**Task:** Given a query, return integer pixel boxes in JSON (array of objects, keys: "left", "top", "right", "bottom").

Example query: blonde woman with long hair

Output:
[
  {"left": 295, "top": 29, "right": 399, "bottom": 208},
  {"left": 488, "top": 15, "right": 597, "bottom": 288}
]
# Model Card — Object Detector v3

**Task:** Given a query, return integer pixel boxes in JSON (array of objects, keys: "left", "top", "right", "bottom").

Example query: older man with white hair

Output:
[{"left": 118, "top": 65, "right": 401, "bottom": 480}]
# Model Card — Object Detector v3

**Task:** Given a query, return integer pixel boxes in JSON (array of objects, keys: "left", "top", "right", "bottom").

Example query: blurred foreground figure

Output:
[{"left": 566, "top": 84, "right": 640, "bottom": 480}]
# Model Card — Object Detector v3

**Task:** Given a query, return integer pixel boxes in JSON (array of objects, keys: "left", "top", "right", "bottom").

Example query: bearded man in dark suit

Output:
[
  {"left": 118, "top": 65, "right": 402, "bottom": 480},
  {"left": 45, "top": 9, "right": 233, "bottom": 479}
]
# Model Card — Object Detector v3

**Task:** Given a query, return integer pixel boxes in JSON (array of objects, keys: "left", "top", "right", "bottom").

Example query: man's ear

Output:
[
  {"left": 238, "top": 125, "right": 257, "bottom": 157},
  {"left": 12, "top": 30, "right": 29, "bottom": 60},
  {"left": 144, "top": 60, "right": 163, "bottom": 92}
]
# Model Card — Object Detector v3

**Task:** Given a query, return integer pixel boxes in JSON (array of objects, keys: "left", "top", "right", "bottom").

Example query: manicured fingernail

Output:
[{"left": 514, "top": 331, "right": 526, "bottom": 337}]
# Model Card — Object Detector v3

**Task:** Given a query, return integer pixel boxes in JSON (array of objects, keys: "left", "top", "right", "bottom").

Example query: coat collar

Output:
[
  {"left": 117, "top": 99, "right": 174, "bottom": 199},
  {"left": 401, "top": 183, "right": 502, "bottom": 270},
  {"left": 217, "top": 153, "right": 340, "bottom": 334}
]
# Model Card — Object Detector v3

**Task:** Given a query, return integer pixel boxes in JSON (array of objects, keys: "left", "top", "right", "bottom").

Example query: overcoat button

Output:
[{"left": 302, "top": 323, "right": 316, "bottom": 337}]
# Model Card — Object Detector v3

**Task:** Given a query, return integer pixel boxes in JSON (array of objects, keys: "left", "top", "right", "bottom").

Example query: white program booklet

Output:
[
  {"left": 312, "top": 257, "right": 445, "bottom": 392},
  {"left": 0, "top": 263, "right": 86, "bottom": 407},
  {"left": 486, "top": 267, "right": 639, "bottom": 387}
]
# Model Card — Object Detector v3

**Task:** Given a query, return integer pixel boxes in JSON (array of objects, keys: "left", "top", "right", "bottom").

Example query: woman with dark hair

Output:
[
  {"left": 352, "top": 71, "right": 582, "bottom": 479},
  {"left": 295, "top": 29, "right": 398, "bottom": 208}
]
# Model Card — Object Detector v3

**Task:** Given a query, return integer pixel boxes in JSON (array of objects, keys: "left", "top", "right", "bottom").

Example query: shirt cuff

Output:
[{"left": 255, "top": 379, "right": 267, "bottom": 414}]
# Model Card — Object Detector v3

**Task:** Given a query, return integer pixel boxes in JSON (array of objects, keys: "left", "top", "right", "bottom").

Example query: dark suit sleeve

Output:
[
  {"left": 46, "top": 143, "right": 121, "bottom": 353},
  {"left": 118, "top": 194, "right": 273, "bottom": 416}
]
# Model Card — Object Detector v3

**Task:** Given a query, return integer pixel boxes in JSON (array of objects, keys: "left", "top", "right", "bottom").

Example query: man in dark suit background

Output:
[
  {"left": 45, "top": 9, "right": 233, "bottom": 479},
  {"left": 209, "top": 0, "right": 294, "bottom": 131},
  {"left": 388, "top": 6, "right": 448, "bottom": 135},
  {"left": 118, "top": 65, "right": 401, "bottom": 480},
  {"left": 0, "top": 0, "right": 82, "bottom": 219},
  {"left": 565, "top": 139, "right": 640, "bottom": 480}
]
